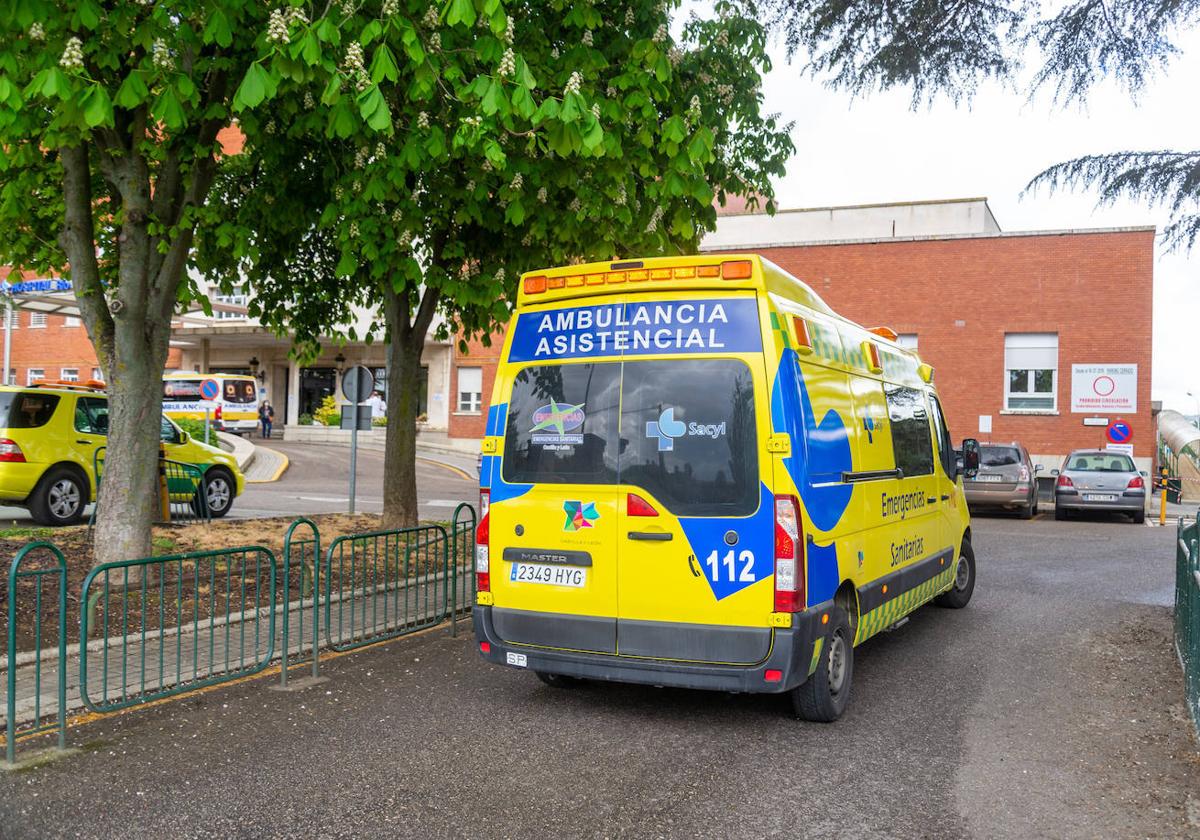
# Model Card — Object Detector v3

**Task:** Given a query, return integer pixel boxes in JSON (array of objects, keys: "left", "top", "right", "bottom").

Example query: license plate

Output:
[
  {"left": 506, "top": 652, "right": 527, "bottom": 667},
  {"left": 975, "top": 474, "right": 1004, "bottom": 483},
  {"left": 1083, "top": 493, "right": 1118, "bottom": 502},
  {"left": 509, "top": 562, "right": 587, "bottom": 587}
]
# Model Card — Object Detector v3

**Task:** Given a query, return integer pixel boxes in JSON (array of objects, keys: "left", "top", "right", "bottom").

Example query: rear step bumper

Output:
[{"left": 473, "top": 603, "right": 832, "bottom": 694}]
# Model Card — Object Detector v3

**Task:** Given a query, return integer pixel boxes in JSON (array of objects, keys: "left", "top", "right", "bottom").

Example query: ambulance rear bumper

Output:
[{"left": 472, "top": 603, "right": 832, "bottom": 694}]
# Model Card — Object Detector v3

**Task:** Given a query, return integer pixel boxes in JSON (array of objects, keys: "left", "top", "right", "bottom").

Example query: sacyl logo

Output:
[{"left": 645, "top": 408, "right": 726, "bottom": 451}]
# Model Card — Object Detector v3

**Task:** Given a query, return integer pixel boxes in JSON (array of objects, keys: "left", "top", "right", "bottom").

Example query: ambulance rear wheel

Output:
[
  {"left": 535, "top": 671, "right": 580, "bottom": 688},
  {"left": 790, "top": 606, "right": 853, "bottom": 723},
  {"left": 936, "top": 540, "right": 975, "bottom": 609}
]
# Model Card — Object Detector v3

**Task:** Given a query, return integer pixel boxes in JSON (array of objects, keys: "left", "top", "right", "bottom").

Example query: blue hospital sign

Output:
[{"left": 507, "top": 298, "right": 762, "bottom": 362}]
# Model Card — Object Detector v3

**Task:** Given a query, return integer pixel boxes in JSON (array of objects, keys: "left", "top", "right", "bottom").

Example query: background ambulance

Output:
[
  {"left": 474, "top": 255, "right": 981, "bottom": 721},
  {"left": 162, "top": 372, "right": 259, "bottom": 436}
]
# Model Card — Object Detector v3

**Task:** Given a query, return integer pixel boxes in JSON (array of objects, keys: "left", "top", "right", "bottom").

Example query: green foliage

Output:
[
  {"left": 174, "top": 418, "right": 219, "bottom": 447},
  {"left": 195, "top": 0, "right": 794, "bottom": 354},
  {"left": 373, "top": 415, "right": 389, "bottom": 427},
  {"left": 298, "top": 413, "right": 314, "bottom": 426},
  {"left": 313, "top": 396, "right": 340, "bottom": 427}
]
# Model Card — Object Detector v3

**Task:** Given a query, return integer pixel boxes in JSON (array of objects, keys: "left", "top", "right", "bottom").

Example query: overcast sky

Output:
[{"left": 744, "top": 22, "right": 1199, "bottom": 415}]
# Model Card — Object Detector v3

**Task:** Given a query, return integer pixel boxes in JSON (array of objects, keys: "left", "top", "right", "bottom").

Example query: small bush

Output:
[
  {"left": 314, "top": 395, "right": 340, "bottom": 426},
  {"left": 372, "top": 415, "right": 388, "bottom": 427},
  {"left": 175, "top": 417, "right": 219, "bottom": 447},
  {"left": 298, "top": 413, "right": 313, "bottom": 426}
]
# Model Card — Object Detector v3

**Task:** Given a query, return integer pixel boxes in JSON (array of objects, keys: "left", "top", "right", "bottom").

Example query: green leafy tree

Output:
[
  {"left": 759, "top": 0, "right": 1200, "bottom": 248},
  {"left": 197, "top": 0, "right": 793, "bottom": 527},
  {"left": 0, "top": 2, "right": 281, "bottom": 563}
]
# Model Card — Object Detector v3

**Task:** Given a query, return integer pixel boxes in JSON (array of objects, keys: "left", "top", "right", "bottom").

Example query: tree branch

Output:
[{"left": 58, "top": 144, "right": 115, "bottom": 363}]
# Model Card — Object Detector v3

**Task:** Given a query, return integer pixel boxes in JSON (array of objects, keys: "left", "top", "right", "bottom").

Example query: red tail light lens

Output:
[
  {"left": 626, "top": 493, "right": 658, "bottom": 517},
  {"left": 773, "top": 495, "right": 804, "bottom": 612},
  {"left": 1127, "top": 475, "right": 1144, "bottom": 489},
  {"left": 476, "top": 490, "right": 490, "bottom": 593},
  {"left": 479, "top": 641, "right": 491, "bottom": 654},
  {"left": 0, "top": 439, "right": 25, "bottom": 463},
  {"left": 1057, "top": 474, "right": 1074, "bottom": 488},
  {"left": 214, "top": 405, "right": 223, "bottom": 421}
]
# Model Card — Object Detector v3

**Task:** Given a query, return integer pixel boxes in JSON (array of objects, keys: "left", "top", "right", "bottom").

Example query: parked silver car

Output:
[
  {"left": 963, "top": 442, "right": 1041, "bottom": 518},
  {"left": 1053, "top": 449, "right": 1147, "bottom": 523}
]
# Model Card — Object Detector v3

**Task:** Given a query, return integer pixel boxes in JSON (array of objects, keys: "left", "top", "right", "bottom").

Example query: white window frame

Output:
[
  {"left": 26, "top": 368, "right": 44, "bottom": 385},
  {"left": 64, "top": 316, "right": 81, "bottom": 327},
  {"left": 60, "top": 368, "right": 79, "bottom": 382},
  {"left": 29, "top": 312, "right": 46, "bottom": 328},
  {"left": 1004, "top": 333, "right": 1058, "bottom": 412},
  {"left": 92, "top": 367, "right": 104, "bottom": 382},
  {"left": 896, "top": 333, "right": 918, "bottom": 351},
  {"left": 456, "top": 366, "right": 483, "bottom": 413}
]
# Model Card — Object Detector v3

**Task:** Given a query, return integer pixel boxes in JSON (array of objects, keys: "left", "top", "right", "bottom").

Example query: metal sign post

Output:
[{"left": 341, "top": 365, "right": 375, "bottom": 515}]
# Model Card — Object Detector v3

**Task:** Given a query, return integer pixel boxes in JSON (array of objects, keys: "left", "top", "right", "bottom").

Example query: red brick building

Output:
[
  {"left": 448, "top": 332, "right": 504, "bottom": 439},
  {"left": 449, "top": 198, "right": 1156, "bottom": 471}
]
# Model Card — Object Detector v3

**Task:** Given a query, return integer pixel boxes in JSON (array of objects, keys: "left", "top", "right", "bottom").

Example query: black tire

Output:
[
  {"left": 790, "top": 606, "right": 853, "bottom": 722},
  {"left": 29, "top": 467, "right": 88, "bottom": 526},
  {"left": 1021, "top": 496, "right": 1036, "bottom": 520},
  {"left": 1054, "top": 505, "right": 1068, "bottom": 521},
  {"left": 194, "top": 468, "right": 235, "bottom": 518},
  {"left": 1132, "top": 509, "right": 1145, "bottom": 524},
  {"left": 535, "top": 671, "right": 579, "bottom": 688},
  {"left": 936, "top": 539, "right": 975, "bottom": 609}
]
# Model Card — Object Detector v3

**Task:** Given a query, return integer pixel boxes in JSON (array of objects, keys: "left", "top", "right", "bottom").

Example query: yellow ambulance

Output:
[
  {"left": 162, "top": 372, "right": 260, "bottom": 436},
  {"left": 473, "top": 255, "right": 981, "bottom": 721}
]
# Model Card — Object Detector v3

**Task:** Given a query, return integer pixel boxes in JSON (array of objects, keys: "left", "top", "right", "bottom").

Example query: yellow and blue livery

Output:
[{"left": 473, "top": 254, "right": 980, "bottom": 721}]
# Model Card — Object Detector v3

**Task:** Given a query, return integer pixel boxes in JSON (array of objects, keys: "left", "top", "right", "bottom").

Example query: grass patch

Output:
[{"left": 0, "top": 526, "right": 55, "bottom": 541}]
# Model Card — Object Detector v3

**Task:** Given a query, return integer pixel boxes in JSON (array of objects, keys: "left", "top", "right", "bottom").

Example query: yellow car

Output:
[{"left": 0, "top": 382, "right": 245, "bottom": 525}]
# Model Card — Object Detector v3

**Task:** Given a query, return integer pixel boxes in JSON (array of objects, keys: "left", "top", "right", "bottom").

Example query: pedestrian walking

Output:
[
  {"left": 259, "top": 400, "right": 275, "bottom": 439},
  {"left": 366, "top": 390, "right": 387, "bottom": 419}
]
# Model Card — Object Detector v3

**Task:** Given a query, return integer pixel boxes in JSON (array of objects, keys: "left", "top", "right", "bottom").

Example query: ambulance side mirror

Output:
[{"left": 960, "top": 438, "right": 980, "bottom": 479}]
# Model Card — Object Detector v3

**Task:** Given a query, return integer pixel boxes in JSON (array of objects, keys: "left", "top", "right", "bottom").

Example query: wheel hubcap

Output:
[
  {"left": 48, "top": 479, "right": 81, "bottom": 519},
  {"left": 955, "top": 555, "right": 970, "bottom": 591},
  {"left": 207, "top": 478, "right": 230, "bottom": 511},
  {"left": 827, "top": 633, "right": 847, "bottom": 694}
]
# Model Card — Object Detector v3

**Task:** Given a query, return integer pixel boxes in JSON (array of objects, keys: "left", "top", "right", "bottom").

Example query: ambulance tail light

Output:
[
  {"left": 627, "top": 493, "right": 658, "bottom": 517},
  {"left": 1057, "top": 474, "right": 1074, "bottom": 489},
  {"left": 476, "top": 490, "right": 491, "bottom": 592},
  {"left": 1127, "top": 475, "right": 1145, "bottom": 490},
  {"left": 773, "top": 494, "right": 805, "bottom": 613},
  {"left": 214, "top": 404, "right": 223, "bottom": 422},
  {"left": 0, "top": 439, "right": 25, "bottom": 463}
]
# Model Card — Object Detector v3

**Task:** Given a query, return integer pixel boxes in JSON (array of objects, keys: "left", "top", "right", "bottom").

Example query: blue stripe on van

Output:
[
  {"left": 678, "top": 483, "right": 774, "bottom": 602},
  {"left": 806, "top": 540, "right": 841, "bottom": 605},
  {"left": 772, "top": 349, "right": 854, "bottom": 533},
  {"left": 482, "top": 455, "right": 532, "bottom": 504},
  {"left": 485, "top": 403, "right": 508, "bottom": 437}
]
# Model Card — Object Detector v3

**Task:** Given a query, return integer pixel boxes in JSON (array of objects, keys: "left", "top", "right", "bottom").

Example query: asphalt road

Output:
[
  {"left": 2, "top": 515, "right": 1197, "bottom": 839},
  {"left": 0, "top": 441, "right": 479, "bottom": 526},
  {"left": 230, "top": 441, "right": 478, "bottom": 521}
]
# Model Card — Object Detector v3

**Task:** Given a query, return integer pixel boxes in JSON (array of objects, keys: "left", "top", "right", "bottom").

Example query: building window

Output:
[
  {"left": 457, "top": 367, "right": 482, "bottom": 413},
  {"left": 214, "top": 284, "right": 250, "bottom": 320},
  {"left": 92, "top": 367, "right": 103, "bottom": 381},
  {"left": 7, "top": 369, "right": 15, "bottom": 385},
  {"left": 896, "top": 333, "right": 918, "bottom": 350},
  {"left": 65, "top": 316, "right": 81, "bottom": 327},
  {"left": 26, "top": 368, "right": 44, "bottom": 385},
  {"left": 1004, "top": 333, "right": 1058, "bottom": 411},
  {"left": 29, "top": 312, "right": 46, "bottom": 328},
  {"left": 60, "top": 368, "right": 79, "bottom": 382}
]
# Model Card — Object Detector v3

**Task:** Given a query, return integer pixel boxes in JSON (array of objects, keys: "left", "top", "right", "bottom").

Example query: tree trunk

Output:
[
  {"left": 380, "top": 284, "right": 440, "bottom": 530},
  {"left": 94, "top": 325, "right": 171, "bottom": 562}
]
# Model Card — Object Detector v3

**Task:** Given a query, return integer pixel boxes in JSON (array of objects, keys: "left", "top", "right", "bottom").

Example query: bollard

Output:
[{"left": 1161, "top": 467, "right": 1170, "bottom": 527}]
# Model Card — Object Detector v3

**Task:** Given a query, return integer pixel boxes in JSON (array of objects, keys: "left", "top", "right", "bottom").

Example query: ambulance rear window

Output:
[{"left": 502, "top": 359, "right": 758, "bottom": 517}]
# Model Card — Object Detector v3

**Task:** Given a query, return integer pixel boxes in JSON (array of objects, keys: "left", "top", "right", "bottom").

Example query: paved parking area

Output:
[{"left": 2, "top": 515, "right": 1197, "bottom": 839}]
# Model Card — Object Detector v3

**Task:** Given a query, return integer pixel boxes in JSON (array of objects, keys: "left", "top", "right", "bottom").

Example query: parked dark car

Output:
[
  {"left": 1053, "top": 449, "right": 1147, "bottom": 523},
  {"left": 963, "top": 442, "right": 1040, "bottom": 518}
]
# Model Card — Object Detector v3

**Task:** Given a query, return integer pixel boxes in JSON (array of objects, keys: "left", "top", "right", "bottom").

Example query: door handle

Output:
[
  {"left": 76, "top": 440, "right": 93, "bottom": 445},
  {"left": 627, "top": 531, "right": 672, "bottom": 541},
  {"left": 941, "top": 494, "right": 950, "bottom": 501}
]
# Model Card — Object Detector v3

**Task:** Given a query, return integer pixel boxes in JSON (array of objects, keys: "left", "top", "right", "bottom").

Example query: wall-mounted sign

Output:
[
  {"left": 1082, "top": 417, "right": 1109, "bottom": 427},
  {"left": 1071, "top": 364, "right": 1137, "bottom": 413},
  {"left": 1105, "top": 443, "right": 1134, "bottom": 457}
]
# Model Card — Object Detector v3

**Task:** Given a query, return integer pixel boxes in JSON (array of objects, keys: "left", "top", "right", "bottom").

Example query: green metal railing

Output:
[
  {"left": 280, "top": 518, "right": 321, "bottom": 688},
  {"left": 1176, "top": 514, "right": 1200, "bottom": 733},
  {"left": 91, "top": 447, "right": 212, "bottom": 525},
  {"left": 450, "top": 503, "right": 477, "bottom": 636},
  {"left": 323, "top": 525, "right": 450, "bottom": 651},
  {"left": 79, "top": 547, "right": 277, "bottom": 713},
  {"left": 4, "top": 542, "right": 67, "bottom": 764},
  {"left": 3, "top": 505, "right": 477, "bottom": 750}
]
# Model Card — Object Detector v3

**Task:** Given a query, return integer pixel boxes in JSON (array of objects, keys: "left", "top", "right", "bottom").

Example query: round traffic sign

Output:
[
  {"left": 341, "top": 365, "right": 375, "bottom": 403},
  {"left": 1106, "top": 420, "right": 1132, "bottom": 444},
  {"left": 199, "top": 378, "right": 220, "bottom": 401}
]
